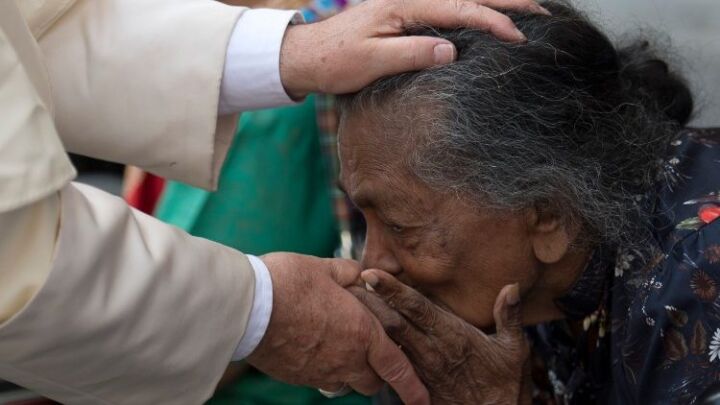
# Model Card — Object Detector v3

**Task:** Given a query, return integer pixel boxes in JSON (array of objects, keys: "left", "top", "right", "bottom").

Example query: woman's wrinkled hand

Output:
[{"left": 350, "top": 270, "right": 531, "bottom": 405}]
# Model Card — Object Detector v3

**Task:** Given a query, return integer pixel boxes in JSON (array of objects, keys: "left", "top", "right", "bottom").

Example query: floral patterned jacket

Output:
[{"left": 531, "top": 128, "right": 720, "bottom": 404}]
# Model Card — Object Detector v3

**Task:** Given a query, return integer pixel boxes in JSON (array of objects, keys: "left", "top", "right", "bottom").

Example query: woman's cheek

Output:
[
  {"left": 380, "top": 224, "right": 450, "bottom": 284},
  {"left": 395, "top": 247, "right": 457, "bottom": 287}
]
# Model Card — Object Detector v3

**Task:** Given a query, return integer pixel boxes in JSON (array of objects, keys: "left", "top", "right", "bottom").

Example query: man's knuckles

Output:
[
  {"left": 375, "top": 354, "right": 415, "bottom": 384},
  {"left": 326, "top": 258, "right": 363, "bottom": 286}
]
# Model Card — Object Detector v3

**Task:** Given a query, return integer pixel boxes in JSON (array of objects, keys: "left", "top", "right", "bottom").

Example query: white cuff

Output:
[
  {"left": 232, "top": 255, "right": 274, "bottom": 360},
  {"left": 219, "top": 9, "right": 304, "bottom": 114}
]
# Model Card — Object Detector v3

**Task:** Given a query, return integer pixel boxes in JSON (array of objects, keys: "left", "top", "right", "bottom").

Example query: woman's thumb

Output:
[{"left": 493, "top": 283, "right": 524, "bottom": 344}]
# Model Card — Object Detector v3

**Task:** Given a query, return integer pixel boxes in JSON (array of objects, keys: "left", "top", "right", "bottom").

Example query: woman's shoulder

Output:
[
  {"left": 609, "top": 127, "right": 720, "bottom": 402},
  {"left": 652, "top": 127, "right": 720, "bottom": 244}
]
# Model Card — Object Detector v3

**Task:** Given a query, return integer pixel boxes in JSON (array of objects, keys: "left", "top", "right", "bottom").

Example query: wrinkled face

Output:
[{"left": 338, "top": 109, "right": 543, "bottom": 329}]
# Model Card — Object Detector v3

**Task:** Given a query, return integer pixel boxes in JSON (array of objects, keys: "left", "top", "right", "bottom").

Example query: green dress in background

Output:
[{"left": 155, "top": 95, "right": 369, "bottom": 405}]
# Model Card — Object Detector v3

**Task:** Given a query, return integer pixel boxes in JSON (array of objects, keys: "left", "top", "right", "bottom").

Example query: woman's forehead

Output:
[{"left": 339, "top": 105, "right": 421, "bottom": 145}]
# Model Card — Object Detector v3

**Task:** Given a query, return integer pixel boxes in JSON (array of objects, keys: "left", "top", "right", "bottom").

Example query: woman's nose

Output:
[{"left": 361, "top": 230, "right": 402, "bottom": 274}]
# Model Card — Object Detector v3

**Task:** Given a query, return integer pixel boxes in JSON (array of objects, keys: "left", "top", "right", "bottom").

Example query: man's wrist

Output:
[
  {"left": 279, "top": 24, "right": 317, "bottom": 99},
  {"left": 231, "top": 255, "right": 273, "bottom": 360}
]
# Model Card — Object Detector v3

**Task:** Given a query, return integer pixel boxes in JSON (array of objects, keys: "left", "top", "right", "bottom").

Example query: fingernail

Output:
[
  {"left": 362, "top": 272, "right": 380, "bottom": 288},
  {"left": 433, "top": 44, "right": 456, "bottom": 65},
  {"left": 535, "top": 5, "right": 552, "bottom": 16},
  {"left": 514, "top": 28, "right": 527, "bottom": 42},
  {"left": 506, "top": 283, "right": 521, "bottom": 306},
  {"left": 365, "top": 282, "right": 376, "bottom": 292}
]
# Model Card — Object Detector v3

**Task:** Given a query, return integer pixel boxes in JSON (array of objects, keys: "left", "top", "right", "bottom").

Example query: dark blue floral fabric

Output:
[{"left": 531, "top": 128, "right": 720, "bottom": 404}]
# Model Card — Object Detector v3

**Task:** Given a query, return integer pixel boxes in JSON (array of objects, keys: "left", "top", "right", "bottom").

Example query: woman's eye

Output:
[{"left": 390, "top": 224, "right": 404, "bottom": 233}]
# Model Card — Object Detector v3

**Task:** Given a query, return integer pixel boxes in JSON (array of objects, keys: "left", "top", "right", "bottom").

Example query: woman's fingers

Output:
[
  {"left": 361, "top": 270, "right": 450, "bottom": 333},
  {"left": 349, "top": 286, "right": 425, "bottom": 348},
  {"left": 365, "top": 320, "right": 431, "bottom": 404},
  {"left": 350, "top": 287, "right": 430, "bottom": 404},
  {"left": 492, "top": 283, "right": 524, "bottom": 345},
  {"left": 349, "top": 286, "right": 431, "bottom": 404}
]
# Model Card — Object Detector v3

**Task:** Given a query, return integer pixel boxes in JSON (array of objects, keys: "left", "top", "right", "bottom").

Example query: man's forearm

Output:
[
  {"left": 0, "top": 195, "right": 59, "bottom": 325},
  {"left": 0, "top": 183, "right": 258, "bottom": 403}
]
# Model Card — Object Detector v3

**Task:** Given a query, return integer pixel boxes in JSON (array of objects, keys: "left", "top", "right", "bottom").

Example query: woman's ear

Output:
[{"left": 525, "top": 205, "right": 576, "bottom": 264}]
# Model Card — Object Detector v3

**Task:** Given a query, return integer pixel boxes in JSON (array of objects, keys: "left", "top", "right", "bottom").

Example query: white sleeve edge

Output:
[
  {"left": 219, "top": 9, "right": 304, "bottom": 114},
  {"left": 231, "top": 254, "right": 274, "bottom": 360}
]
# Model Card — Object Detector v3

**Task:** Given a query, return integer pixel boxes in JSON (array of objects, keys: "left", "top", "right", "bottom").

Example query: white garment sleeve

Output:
[
  {"left": 39, "top": 0, "right": 245, "bottom": 191},
  {"left": 219, "top": 8, "right": 304, "bottom": 114},
  {"left": 233, "top": 255, "right": 274, "bottom": 360}
]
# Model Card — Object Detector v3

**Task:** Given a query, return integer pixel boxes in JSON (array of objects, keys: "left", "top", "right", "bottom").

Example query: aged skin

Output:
[
  {"left": 338, "top": 109, "right": 589, "bottom": 330},
  {"left": 350, "top": 274, "right": 531, "bottom": 405},
  {"left": 338, "top": 108, "right": 591, "bottom": 403}
]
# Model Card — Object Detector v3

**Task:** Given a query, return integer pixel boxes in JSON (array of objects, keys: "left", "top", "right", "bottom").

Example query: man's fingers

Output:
[
  {"left": 373, "top": 36, "right": 457, "bottom": 75},
  {"left": 326, "top": 258, "right": 363, "bottom": 287},
  {"left": 402, "top": 0, "right": 525, "bottom": 42},
  {"left": 317, "top": 382, "right": 349, "bottom": 393},
  {"left": 478, "top": 0, "right": 551, "bottom": 15},
  {"left": 492, "top": 283, "right": 524, "bottom": 343},
  {"left": 348, "top": 371, "right": 385, "bottom": 396},
  {"left": 361, "top": 270, "right": 444, "bottom": 332},
  {"left": 367, "top": 322, "right": 431, "bottom": 405}
]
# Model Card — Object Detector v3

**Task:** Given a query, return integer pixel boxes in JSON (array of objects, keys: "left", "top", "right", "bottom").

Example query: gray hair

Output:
[{"left": 338, "top": 1, "right": 693, "bottom": 246}]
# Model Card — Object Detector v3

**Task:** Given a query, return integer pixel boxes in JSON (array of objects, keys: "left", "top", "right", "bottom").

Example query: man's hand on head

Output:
[
  {"left": 246, "top": 253, "right": 430, "bottom": 405},
  {"left": 279, "top": 0, "right": 550, "bottom": 98}
]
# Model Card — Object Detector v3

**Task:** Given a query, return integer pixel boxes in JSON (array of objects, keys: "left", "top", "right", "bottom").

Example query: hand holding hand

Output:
[
  {"left": 279, "top": 0, "right": 550, "bottom": 97},
  {"left": 351, "top": 270, "right": 531, "bottom": 405},
  {"left": 246, "top": 253, "right": 430, "bottom": 405}
]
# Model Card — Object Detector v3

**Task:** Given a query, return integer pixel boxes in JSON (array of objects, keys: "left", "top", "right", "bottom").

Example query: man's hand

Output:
[
  {"left": 279, "top": 0, "right": 549, "bottom": 98},
  {"left": 246, "top": 253, "right": 430, "bottom": 405}
]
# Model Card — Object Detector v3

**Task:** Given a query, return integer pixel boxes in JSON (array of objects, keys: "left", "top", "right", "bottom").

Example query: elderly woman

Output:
[{"left": 338, "top": 1, "right": 720, "bottom": 403}]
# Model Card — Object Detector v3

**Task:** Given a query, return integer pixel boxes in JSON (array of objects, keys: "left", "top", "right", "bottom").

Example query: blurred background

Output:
[{"left": 575, "top": 0, "right": 720, "bottom": 127}]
